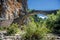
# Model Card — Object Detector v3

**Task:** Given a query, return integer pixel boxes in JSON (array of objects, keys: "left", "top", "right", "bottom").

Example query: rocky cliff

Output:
[{"left": 0, "top": 0, "right": 28, "bottom": 26}]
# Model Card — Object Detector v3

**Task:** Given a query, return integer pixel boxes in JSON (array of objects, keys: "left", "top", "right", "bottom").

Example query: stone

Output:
[{"left": 0, "top": 0, "right": 28, "bottom": 27}]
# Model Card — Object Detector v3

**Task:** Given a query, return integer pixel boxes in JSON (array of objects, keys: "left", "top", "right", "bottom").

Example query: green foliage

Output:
[
  {"left": 0, "top": 23, "right": 21, "bottom": 36},
  {"left": 0, "top": 9, "right": 60, "bottom": 40},
  {"left": 7, "top": 23, "right": 20, "bottom": 35},
  {"left": 22, "top": 16, "right": 50, "bottom": 40},
  {"left": 46, "top": 10, "right": 60, "bottom": 33},
  {"left": 22, "top": 10, "right": 60, "bottom": 40},
  {"left": 0, "top": 27, "right": 7, "bottom": 31}
]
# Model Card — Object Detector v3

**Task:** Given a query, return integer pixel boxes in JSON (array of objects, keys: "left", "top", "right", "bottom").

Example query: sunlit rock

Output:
[{"left": 0, "top": 0, "right": 28, "bottom": 27}]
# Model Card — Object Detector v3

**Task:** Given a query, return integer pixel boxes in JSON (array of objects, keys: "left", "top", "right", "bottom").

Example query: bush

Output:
[
  {"left": 46, "top": 10, "right": 60, "bottom": 33},
  {"left": 0, "top": 27, "right": 7, "bottom": 31},
  {"left": 22, "top": 17, "right": 50, "bottom": 40},
  {"left": 7, "top": 23, "right": 20, "bottom": 35}
]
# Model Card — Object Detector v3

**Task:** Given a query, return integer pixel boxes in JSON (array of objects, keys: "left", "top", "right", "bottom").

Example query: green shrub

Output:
[
  {"left": 0, "top": 26, "right": 7, "bottom": 31},
  {"left": 46, "top": 10, "right": 60, "bottom": 33},
  {"left": 7, "top": 23, "right": 20, "bottom": 35},
  {"left": 22, "top": 19, "right": 50, "bottom": 40}
]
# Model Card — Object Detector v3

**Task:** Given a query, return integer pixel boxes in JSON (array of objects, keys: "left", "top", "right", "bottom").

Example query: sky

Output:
[{"left": 28, "top": 0, "right": 60, "bottom": 11}]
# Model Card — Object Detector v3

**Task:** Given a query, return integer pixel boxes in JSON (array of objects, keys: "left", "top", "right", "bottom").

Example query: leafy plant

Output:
[
  {"left": 46, "top": 10, "right": 60, "bottom": 33},
  {"left": 7, "top": 23, "right": 20, "bottom": 35},
  {"left": 22, "top": 16, "right": 50, "bottom": 40},
  {"left": 0, "top": 26, "right": 7, "bottom": 31}
]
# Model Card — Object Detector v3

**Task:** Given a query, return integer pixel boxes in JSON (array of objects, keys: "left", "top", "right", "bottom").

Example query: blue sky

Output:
[{"left": 28, "top": 0, "right": 60, "bottom": 10}]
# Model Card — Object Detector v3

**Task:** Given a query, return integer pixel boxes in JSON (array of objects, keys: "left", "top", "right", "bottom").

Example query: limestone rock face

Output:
[{"left": 0, "top": 0, "right": 28, "bottom": 26}]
